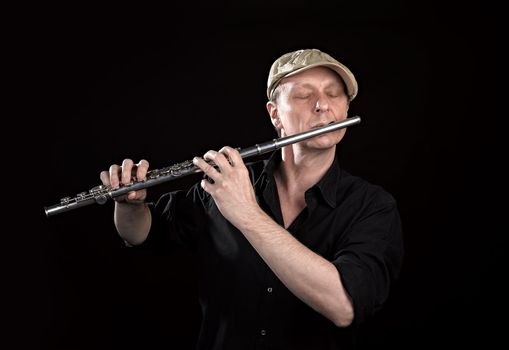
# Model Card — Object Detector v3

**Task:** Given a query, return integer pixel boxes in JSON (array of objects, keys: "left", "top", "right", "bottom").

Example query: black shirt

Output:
[{"left": 139, "top": 151, "right": 404, "bottom": 350}]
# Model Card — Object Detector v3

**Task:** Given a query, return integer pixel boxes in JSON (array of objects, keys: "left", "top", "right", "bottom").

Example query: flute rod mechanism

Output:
[{"left": 44, "top": 116, "right": 361, "bottom": 217}]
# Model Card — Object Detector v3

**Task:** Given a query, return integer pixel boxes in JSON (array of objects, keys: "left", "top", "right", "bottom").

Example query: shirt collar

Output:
[
  {"left": 314, "top": 155, "right": 341, "bottom": 208},
  {"left": 255, "top": 151, "right": 341, "bottom": 208}
]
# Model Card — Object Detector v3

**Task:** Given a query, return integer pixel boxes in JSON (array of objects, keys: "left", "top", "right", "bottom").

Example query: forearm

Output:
[
  {"left": 114, "top": 202, "right": 152, "bottom": 245},
  {"left": 238, "top": 207, "right": 354, "bottom": 327}
]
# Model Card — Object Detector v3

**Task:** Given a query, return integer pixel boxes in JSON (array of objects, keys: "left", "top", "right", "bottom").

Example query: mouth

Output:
[{"left": 311, "top": 121, "right": 335, "bottom": 129}]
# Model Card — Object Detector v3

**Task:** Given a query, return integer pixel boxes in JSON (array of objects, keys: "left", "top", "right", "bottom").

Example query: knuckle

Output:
[{"left": 204, "top": 150, "right": 217, "bottom": 159}]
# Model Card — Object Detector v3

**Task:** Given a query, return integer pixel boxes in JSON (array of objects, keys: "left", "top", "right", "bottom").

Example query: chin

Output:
[{"left": 308, "top": 131, "right": 344, "bottom": 148}]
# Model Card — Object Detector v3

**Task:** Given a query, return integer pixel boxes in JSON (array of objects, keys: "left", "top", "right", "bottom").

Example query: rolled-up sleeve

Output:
[{"left": 332, "top": 196, "right": 404, "bottom": 326}]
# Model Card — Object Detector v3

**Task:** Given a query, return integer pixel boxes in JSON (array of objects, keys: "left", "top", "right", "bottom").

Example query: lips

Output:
[{"left": 311, "top": 120, "right": 335, "bottom": 129}]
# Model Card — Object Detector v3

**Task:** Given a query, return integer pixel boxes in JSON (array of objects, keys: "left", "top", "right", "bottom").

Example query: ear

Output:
[{"left": 266, "top": 101, "right": 281, "bottom": 130}]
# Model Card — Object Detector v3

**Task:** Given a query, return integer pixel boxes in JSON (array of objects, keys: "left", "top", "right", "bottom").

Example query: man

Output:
[{"left": 101, "top": 48, "right": 404, "bottom": 349}]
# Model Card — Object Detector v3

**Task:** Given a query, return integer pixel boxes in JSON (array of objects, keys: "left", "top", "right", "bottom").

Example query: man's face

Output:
[{"left": 270, "top": 66, "right": 350, "bottom": 150}]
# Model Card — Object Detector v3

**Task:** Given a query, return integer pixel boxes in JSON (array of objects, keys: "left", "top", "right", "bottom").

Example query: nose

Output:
[{"left": 315, "top": 98, "right": 329, "bottom": 113}]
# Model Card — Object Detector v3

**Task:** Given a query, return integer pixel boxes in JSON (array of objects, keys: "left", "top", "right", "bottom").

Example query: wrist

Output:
[{"left": 115, "top": 200, "right": 148, "bottom": 210}]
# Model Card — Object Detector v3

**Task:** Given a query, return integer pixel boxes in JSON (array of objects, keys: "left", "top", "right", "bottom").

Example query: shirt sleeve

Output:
[
  {"left": 332, "top": 190, "right": 404, "bottom": 326},
  {"left": 128, "top": 183, "right": 208, "bottom": 254}
]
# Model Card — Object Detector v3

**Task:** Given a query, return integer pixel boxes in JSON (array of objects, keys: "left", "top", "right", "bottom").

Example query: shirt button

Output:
[
  {"left": 267, "top": 287, "right": 273, "bottom": 293},
  {"left": 261, "top": 329, "right": 267, "bottom": 336}
]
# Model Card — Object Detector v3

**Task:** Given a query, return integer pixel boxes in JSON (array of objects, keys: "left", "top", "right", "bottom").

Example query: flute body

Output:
[{"left": 44, "top": 116, "right": 361, "bottom": 217}]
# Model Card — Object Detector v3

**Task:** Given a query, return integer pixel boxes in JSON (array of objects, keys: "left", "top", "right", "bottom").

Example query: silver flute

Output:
[{"left": 44, "top": 116, "right": 361, "bottom": 217}]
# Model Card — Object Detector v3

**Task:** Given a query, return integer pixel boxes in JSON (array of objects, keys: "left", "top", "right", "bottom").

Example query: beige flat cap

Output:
[{"left": 267, "top": 48, "right": 358, "bottom": 101}]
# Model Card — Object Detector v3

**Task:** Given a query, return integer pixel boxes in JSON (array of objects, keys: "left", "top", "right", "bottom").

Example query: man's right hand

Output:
[{"left": 99, "top": 158, "right": 150, "bottom": 203}]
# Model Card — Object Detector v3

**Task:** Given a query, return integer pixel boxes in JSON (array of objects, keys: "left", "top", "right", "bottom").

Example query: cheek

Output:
[{"left": 278, "top": 99, "right": 294, "bottom": 113}]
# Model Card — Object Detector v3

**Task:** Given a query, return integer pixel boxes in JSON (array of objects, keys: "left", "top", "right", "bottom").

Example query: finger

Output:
[
  {"left": 200, "top": 178, "right": 214, "bottom": 194},
  {"left": 109, "top": 164, "right": 121, "bottom": 189},
  {"left": 100, "top": 170, "right": 111, "bottom": 186},
  {"left": 218, "top": 146, "right": 244, "bottom": 168},
  {"left": 204, "top": 150, "right": 231, "bottom": 173},
  {"left": 136, "top": 159, "right": 150, "bottom": 180},
  {"left": 193, "top": 155, "right": 220, "bottom": 181},
  {"left": 121, "top": 159, "right": 134, "bottom": 185},
  {"left": 127, "top": 190, "right": 139, "bottom": 201}
]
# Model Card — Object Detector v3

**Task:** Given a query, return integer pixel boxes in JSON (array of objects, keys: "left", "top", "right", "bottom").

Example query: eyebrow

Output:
[{"left": 293, "top": 82, "right": 343, "bottom": 90}]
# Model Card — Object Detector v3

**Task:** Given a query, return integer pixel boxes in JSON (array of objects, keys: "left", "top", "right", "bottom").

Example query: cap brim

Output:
[
  {"left": 268, "top": 62, "right": 358, "bottom": 101},
  {"left": 284, "top": 62, "right": 358, "bottom": 101}
]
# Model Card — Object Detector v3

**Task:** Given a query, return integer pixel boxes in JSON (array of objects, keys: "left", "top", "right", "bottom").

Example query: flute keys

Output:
[{"left": 90, "top": 185, "right": 104, "bottom": 194}]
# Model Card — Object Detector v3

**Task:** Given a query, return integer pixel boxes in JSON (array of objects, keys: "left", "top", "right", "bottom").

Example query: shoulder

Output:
[
  {"left": 338, "top": 169, "right": 397, "bottom": 210},
  {"left": 337, "top": 171, "right": 403, "bottom": 244}
]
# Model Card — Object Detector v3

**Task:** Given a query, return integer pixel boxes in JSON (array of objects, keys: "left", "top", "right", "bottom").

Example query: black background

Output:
[{"left": 9, "top": 1, "right": 502, "bottom": 349}]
